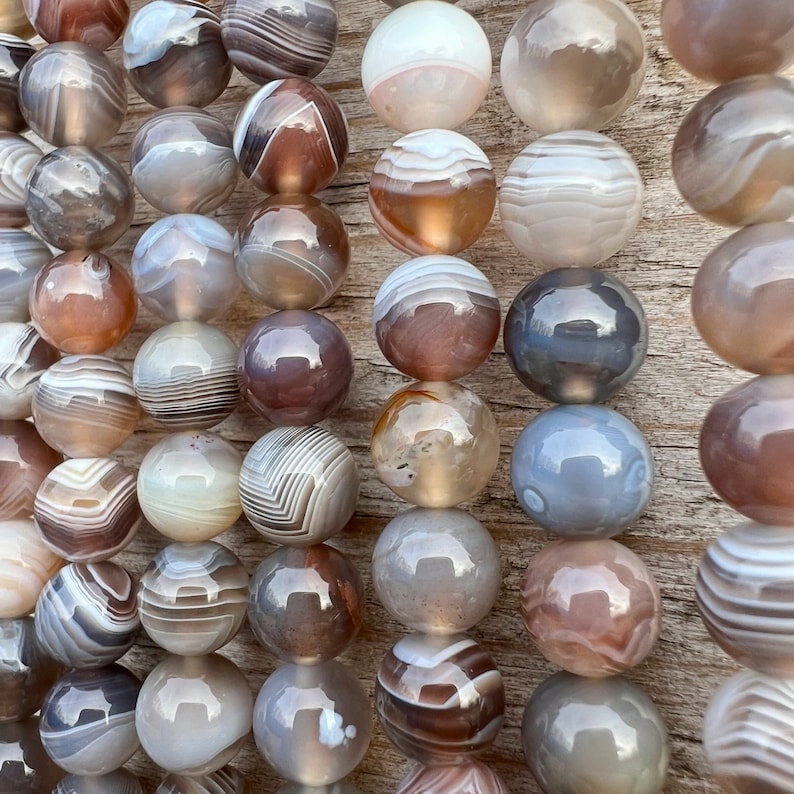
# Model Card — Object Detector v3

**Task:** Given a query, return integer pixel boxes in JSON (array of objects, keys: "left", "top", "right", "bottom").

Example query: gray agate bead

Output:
[
  {"left": 55, "top": 769, "right": 145, "bottom": 794},
  {"left": 0, "top": 229, "right": 51, "bottom": 323},
  {"left": 522, "top": 671, "right": 669, "bottom": 794},
  {"left": 511, "top": 405, "right": 653, "bottom": 538},
  {"left": 156, "top": 765, "right": 249, "bottom": 793}
]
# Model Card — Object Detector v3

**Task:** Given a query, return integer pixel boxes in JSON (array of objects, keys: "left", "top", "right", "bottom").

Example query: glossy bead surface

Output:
[
  {"left": 39, "top": 664, "right": 140, "bottom": 775},
  {"left": 238, "top": 311, "right": 353, "bottom": 425},
  {"left": 0, "top": 322, "right": 59, "bottom": 420},
  {"left": 504, "top": 268, "right": 647, "bottom": 403},
  {"left": 23, "top": 0, "right": 128, "bottom": 50},
  {"left": 137, "top": 432, "right": 242, "bottom": 542},
  {"left": 0, "top": 230, "right": 51, "bottom": 323},
  {"left": 369, "top": 130, "right": 496, "bottom": 256},
  {"left": 0, "top": 518, "right": 63, "bottom": 620},
  {"left": 0, "top": 717, "right": 64, "bottom": 792},
  {"left": 133, "top": 322, "right": 239, "bottom": 430},
  {"left": 138, "top": 541, "right": 249, "bottom": 656},
  {"left": 373, "top": 255, "right": 499, "bottom": 381},
  {"left": 221, "top": 0, "right": 338, "bottom": 84},
  {"left": 0, "top": 0, "right": 33, "bottom": 38},
  {"left": 253, "top": 661, "right": 372, "bottom": 786},
  {"left": 372, "top": 507, "right": 500, "bottom": 634},
  {"left": 701, "top": 375, "right": 794, "bottom": 524},
  {"left": 523, "top": 672, "right": 669, "bottom": 794},
  {"left": 34, "top": 561, "right": 139, "bottom": 669},
  {"left": 692, "top": 223, "right": 794, "bottom": 374},
  {"left": 123, "top": 0, "right": 231, "bottom": 108},
  {"left": 661, "top": 0, "right": 794, "bottom": 84},
  {"left": 500, "top": 0, "right": 646, "bottom": 133},
  {"left": 371, "top": 381, "right": 500, "bottom": 508},
  {"left": 156, "top": 766, "right": 249, "bottom": 794},
  {"left": 234, "top": 194, "right": 350, "bottom": 311},
  {"left": 396, "top": 761, "right": 509, "bottom": 794},
  {"left": 25, "top": 147, "right": 134, "bottom": 251},
  {"left": 376, "top": 633, "right": 505, "bottom": 764},
  {"left": 33, "top": 458, "right": 141, "bottom": 563},
  {"left": 0, "top": 35, "right": 34, "bottom": 133},
  {"left": 511, "top": 405, "right": 653, "bottom": 538},
  {"left": 18, "top": 42, "right": 126, "bottom": 147},
  {"left": 130, "top": 108, "right": 238, "bottom": 215},
  {"left": 136, "top": 653, "right": 253, "bottom": 776},
  {"left": 361, "top": 1, "right": 490, "bottom": 133},
  {"left": 500, "top": 133, "right": 643, "bottom": 268},
  {"left": 28, "top": 250, "right": 137, "bottom": 354},
  {"left": 239, "top": 426, "right": 359, "bottom": 546},
  {"left": 0, "top": 132, "right": 41, "bottom": 228},
  {"left": 521, "top": 539, "right": 662, "bottom": 676},
  {"left": 672, "top": 75, "right": 794, "bottom": 227},
  {"left": 55, "top": 769, "right": 144, "bottom": 794},
  {"left": 233, "top": 79, "right": 348, "bottom": 195},
  {"left": 248, "top": 543, "right": 363, "bottom": 664},
  {"left": 131, "top": 215, "right": 239, "bottom": 323}
]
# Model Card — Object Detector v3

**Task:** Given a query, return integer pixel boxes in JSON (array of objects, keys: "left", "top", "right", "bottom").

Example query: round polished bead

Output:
[
  {"left": 156, "top": 766, "right": 249, "bottom": 794},
  {"left": 23, "top": 0, "right": 128, "bottom": 50},
  {"left": 396, "top": 761, "right": 509, "bottom": 794},
  {"left": 372, "top": 381, "right": 500, "bottom": 508},
  {"left": 500, "top": 133, "right": 643, "bottom": 268},
  {"left": 504, "top": 268, "right": 648, "bottom": 403},
  {"left": 520, "top": 539, "right": 662, "bottom": 676},
  {"left": 237, "top": 311, "right": 353, "bottom": 426},
  {"left": 28, "top": 251, "right": 137, "bottom": 354},
  {"left": 0, "top": 131, "right": 41, "bottom": 228},
  {"left": 523, "top": 672, "right": 669, "bottom": 794},
  {"left": 661, "top": 0, "right": 794, "bottom": 83},
  {"left": 500, "top": 0, "right": 646, "bottom": 133},
  {"left": 136, "top": 653, "right": 253, "bottom": 777},
  {"left": 376, "top": 633, "right": 505, "bottom": 765},
  {"left": 138, "top": 541, "right": 249, "bottom": 656},
  {"left": 0, "top": 35, "right": 35, "bottom": 133},
  {"left": 123, "top": 0, "right": 231, "bottom": 109},
  {"left": 369, "top": 129, "right": 496, "bottom": 256},
  {"left": 137, "top": 432, "right": 242, "bottom": 542},
  {"left": 253, "top": 661, "right": 372, "bottom": 786},
  {"left": 25, "top": 147, "right": 134, "bottom": 251},
  {"left": 0, "top": 0, "right": 33, "bottom": 38},
  {"left": 234, "top": 194, "right": 350, "bottom": 311},
  {"left": 372, "top": 507, "right": 501, "bottom": 634},
  {"left": 55, "top": 769, "right": 144, "bottom": 794},
  {"left": 511, "top": 405, "right": 654, "bottom": 538},
  {"left": 672, "top": 75, "right": 794, "bottom": 227},
  {"left": 0, "top": 230, "right": 51, "bottom": 323},
  {"left": 0, "top": 717, "right": 64, "bottom": 792},
  {"left": 700, "top": 375, "right": 794, "bottom": 523},
  {"left": 248, "top": 543, "right": 363, "bottom": 664},
  {"left": 361, "top": 1, "right": 491, "bottom": 133},
  {"left": 373, "top": 255, "right": 500, "bottom": 381},
  {"left": 233, "top": 79, "right": 348, "bottom": 195}
]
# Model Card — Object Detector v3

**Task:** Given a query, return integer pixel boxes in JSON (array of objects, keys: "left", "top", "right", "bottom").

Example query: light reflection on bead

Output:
[
  {"left": 22, "top": 0, "right": 129, "bottom": 50},
  {"left": 0, "top": 131, "right": 41, "bottom": 228},
  {"left": 0, "top": 229, "right": 51, "bottom": 323},
  {"left": 0, "top": 34, "right": 35, "bottom": 133}
]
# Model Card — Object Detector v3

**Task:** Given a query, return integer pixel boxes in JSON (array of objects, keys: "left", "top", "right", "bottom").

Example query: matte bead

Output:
[
  {"left": 396, "top": 761, "right": 509, "bottom": 794},
  {"left": 0, "top": 717, "right": 64, "bottom": 792},
  {"left": 0, "top": 229, "right": 51, "bottom": 323},
  {"left": 0, "top": 34, "right": 35, "bottom": 133},
  {"left": 0, "top": 131, "right": 41, "bottom": 228},
  {"left": 156, "top": 766, "right": 250, "bottom": 794},
  {"left": 55, "top": 769, "right": 145, "bottom": 794}
]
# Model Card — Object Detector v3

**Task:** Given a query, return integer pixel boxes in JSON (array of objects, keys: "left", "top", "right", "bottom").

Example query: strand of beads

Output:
[{"left": 660, "top": 3, "right": 794, "bottom": 792}]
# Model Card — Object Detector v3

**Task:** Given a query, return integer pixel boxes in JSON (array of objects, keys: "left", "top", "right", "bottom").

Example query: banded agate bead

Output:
[
  {"left": 396, "top": 762, "right": 509, "bottom": 794},
  {"left": 0, "top": 229, "right": 51, "bottom": 322},
  {"left": 0, "top": 322, "right": 59, "bottom": 420},
  {"left": 0, "top": 717, "right": 64, "bottom": 792},
  {"left": 0, "top": 132, "right": 41, "bottom": 228},
  {"left": 22, "top": 0, "right": 128, "bottom": 50},
  {"left": 0, "top": 35, "right": 35, "bottom": 133},
  {"left": 156, "top": 766, "right": 249, "bottom": 794},
  {"left": 55, "top": 769, "right": 145, "bottom": 794}
]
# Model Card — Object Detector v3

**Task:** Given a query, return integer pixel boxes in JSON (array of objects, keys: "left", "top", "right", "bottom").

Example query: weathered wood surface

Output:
[{"left": 92, "top": 0, "right": 754, "bottom": 789}]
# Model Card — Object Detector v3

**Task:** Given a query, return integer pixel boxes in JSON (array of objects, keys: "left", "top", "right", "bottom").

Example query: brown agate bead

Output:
[{"left": 23, "top": 0, "right": 129, "bottom": 50}]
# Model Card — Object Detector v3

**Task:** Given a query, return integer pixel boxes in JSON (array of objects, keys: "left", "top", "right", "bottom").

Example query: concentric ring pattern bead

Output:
[
  {"left": 0, "top": 322, "right": 59, "bottom": 420},
  {"left": 396, "top": 762, "right": 509, "bottom": 794},
  {"left": 0, "top": 131, "right": 41, "bottom": 227},
  {"left": 0, "top": 229, "right": 51, "bottom": 322},
  {"left": 155, "top": 766, "right": 249, "bottom": 794}
]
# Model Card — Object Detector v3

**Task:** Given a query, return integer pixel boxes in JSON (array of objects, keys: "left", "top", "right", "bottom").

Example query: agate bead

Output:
[
  {"left": 234, "top": 194, "right": 350, "bottom": 311},
  {"left": 221, "top": 0, "right": 338, "bottom": 84},
  {"left": 700, "top": 375, "right": 794, "bottom": 524},
  {"left": 0, "top": 0, "right": 33, "bottom": 38},
  {"left": 28, "top": 251, "right": 137, "bottom": 354},
  {"left": 376, "top": 633, "right": 505, "bottom": 765},
  {"left": 511, "top": 405, "right": 654, "bottom": 538},
  {"left": 692, "top": 223, "right": 794, "bottom": 374},
  {"left": 0, "top": 132, "right": 41, "bottom": 228},
  {"left": 372, "top": 507, "right": 501, "bottom": 634},
  {"left": 248, "top": 543, "right": 364, "bottom": 664},
  {"left": 34, "top": 561, "right": 139, "bottom": 669},
  {"left": 661, "top": 0, "right": 794, "bottom": 84},
  {"left": 361, "top": 1, "right": 491, "bottom": 133},
  {"left": 0, "top": 323, "right": 59, "bottom": 420},
  {"left": 369, "top": 130, "right": 496, "bottom": 256},
  {"left": 373, "top": 255, "right": 500, "bottom": 381},
  {"left": 239, "top": 426, "right": 359, "bottom": 546},
  {"left": 137, "top": 432, "right": 243, "bottom": 542},
  {"left": 25, "top": 147, "right": 134, "bottom": 251},
  {"left": 123, "top": 0, "right": 231, "bottom": 109},
  {"left": 504, "top": 268, "right": 648, "bottom": 403},
  {"left": 39, "top": 664, "right": 141, "bottom": 776},
  {"left": 371, "top": 381, "right": 500, "bottom": 508},
  {"left": 136, "top": 653, "right": 253, "bottom": 776},
  {"left": 133, "top": 322, "right": 239, "bottom": 431},
  {"left": 130, "top": 108, "right": 238, "bottom": 216},
  {"left": 0, "top": 717, "right": 64, "bottom": 792},
  {"left": 253, "top": 661, "right": 372, "bottom": 786},
  {"left": 237, "top": 311, "right": 353, "bottom": 426},
  {"left": 0, "top": 35, "right": 35, "bottom": 133},
  {"left": 138, "top": 541, "right": 249, "bottom": 656},
  {"left": 18, "top": 42, "right": 126, "bottom": 147},
  {"left": 396, "top": 762, "right": 509, "bottom": 794},
  {"left": 55, "top": 769, "right": 145, "bottom": 794},
  {"left": 0, "top": 230, "right": 51, "bottom": 323},
  {"left": 500, "top": 0, "right": 646, "bottom": 133},
  {"left": 156, "top": 766, "right": 249, "bottom": 794},
  {"left": 22, "top": 0, "right": 129, "bottom": 50},
  {"left": 522, "top": 672, "right": 669, "bottom": 794},
  {"left": 234, "top": 79, "right": 348, "bottom": 195},
  {"left": 500, "top": 133, "right": 643, "bottom": 268},
  {"left": 672, "top": 75, "right": 794, "bottom": 227}
]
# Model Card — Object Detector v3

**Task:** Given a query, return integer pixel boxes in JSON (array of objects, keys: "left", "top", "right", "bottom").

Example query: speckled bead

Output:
[
  {"left": 0, "top": 34, "right": 35, "bottom": 133},
  {"left": 23, "top": 0, "right": 129, "bottom": 50},
  {"left": 156, "top": 766, "right": 250, "bottom": 794},
  {"left": 0, "top": 717, "right": 64, "bottom": 792},
  {"left": 55, "top": 769, "right": 145, "bottom": 794},
  {"left": 0, "top": 132, "right": 41, "bottom": 228},
  {"left": 0, "top": 230, "right": 51, "bottom": 323},
  {"left": 396, "top": 762, "right": 509, "bottom": 794}
]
